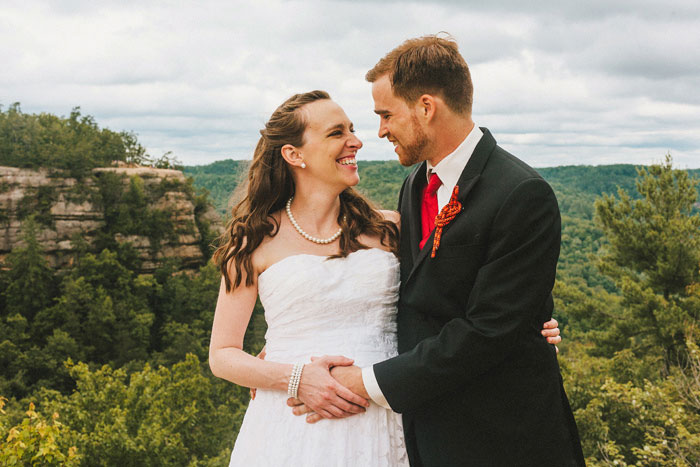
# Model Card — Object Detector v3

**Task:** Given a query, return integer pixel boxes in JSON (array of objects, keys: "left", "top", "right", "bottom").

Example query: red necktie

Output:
[{"left": 420, "top": 172, "right": 442, "bottom": 249}]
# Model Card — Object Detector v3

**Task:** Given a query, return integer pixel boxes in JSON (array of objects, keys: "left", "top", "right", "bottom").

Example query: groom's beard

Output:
[{"left": 398, "top": 114, "right": 429, "bottom": 167}]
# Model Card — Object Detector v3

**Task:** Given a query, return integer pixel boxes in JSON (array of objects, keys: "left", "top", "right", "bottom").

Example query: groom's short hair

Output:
[{"left": 366, "top": 34, "right": 473, "bottom": 115}]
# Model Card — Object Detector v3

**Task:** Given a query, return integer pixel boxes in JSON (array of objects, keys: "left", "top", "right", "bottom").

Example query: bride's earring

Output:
[{"left": 300, "top": 162, "right": 306, "bottom": 169}]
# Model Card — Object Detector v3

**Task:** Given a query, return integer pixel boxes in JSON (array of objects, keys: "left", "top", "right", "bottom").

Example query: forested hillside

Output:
[
  {"left": 2, "top": 105, "right": 699, "bottom": 466},
  {"left": 185, "top": 159, "right": 699, "bottom": 295},
  {"left": 186, "top": 159, "right": 700, "bottom": 217}
]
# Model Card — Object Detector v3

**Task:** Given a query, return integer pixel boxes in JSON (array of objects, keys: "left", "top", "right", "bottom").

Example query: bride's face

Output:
[{"left": 296, "top": 99, "right": 362, "bottom": 189}]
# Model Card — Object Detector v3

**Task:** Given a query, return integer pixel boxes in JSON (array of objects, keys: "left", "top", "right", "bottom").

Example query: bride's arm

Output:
[
  {"left": 209, "top": 275, "right": 291, "bottom": 391},
  {"left": 209, "top": 264, "right": 369, "bottom": 418}
]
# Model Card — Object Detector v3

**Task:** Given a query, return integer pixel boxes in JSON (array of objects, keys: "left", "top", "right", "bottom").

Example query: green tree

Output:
[
  {"left": 0, "top": 314, "right": 32, "bottom": 397},
  {"left": 38, "top": 355, "right": 245, "bottom": 467},
  {"left": 0, "top": 218, "right": 62, "bottom": 395},
  {"left": 594, "top": 154, "right": 700, "bottom": 363},
  {"left": 147, "top": 261, "right": 217, "bottom": 361},
  {"left": 0, "top": 397, "right": 80, "bottom": 466},
  {"left": 557, "top": 155, "right": 700, "bottom": 465},
  {"left": 0, "top": 217, "right": 56, "bottom": 320},
  {"left": 32, "top": 249, "right": 154, "bottom": 368},
  {"left": 568, "top": 334, "right": 700, "bottom": 466},
  {"left": 0, "top": 103, "right": 150, "bottom": 176}
]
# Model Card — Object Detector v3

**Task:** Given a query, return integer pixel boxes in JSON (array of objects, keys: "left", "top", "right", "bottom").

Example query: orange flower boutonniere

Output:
[{"left": 431, "top": 186, "right": 462, "bottom": 258}]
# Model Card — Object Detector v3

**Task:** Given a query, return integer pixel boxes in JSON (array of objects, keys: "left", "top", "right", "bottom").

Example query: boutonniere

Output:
[{"left": 431, "top": 186, "right": 462, "bottom": 258}]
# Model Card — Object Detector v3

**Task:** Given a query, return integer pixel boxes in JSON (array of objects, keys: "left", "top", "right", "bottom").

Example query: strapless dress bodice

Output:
[{"left": 257, "top": 248, "right": 400, "bottom": 366}]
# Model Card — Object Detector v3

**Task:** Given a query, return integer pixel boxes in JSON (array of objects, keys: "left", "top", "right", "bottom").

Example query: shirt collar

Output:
[{"left": 426, "top": 125, "right": 483, "bottom": 188}]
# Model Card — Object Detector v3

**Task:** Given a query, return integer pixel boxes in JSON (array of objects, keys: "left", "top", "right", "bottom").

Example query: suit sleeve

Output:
[{"left": 373, "top": 177, "right": 561, "bottom": 413}]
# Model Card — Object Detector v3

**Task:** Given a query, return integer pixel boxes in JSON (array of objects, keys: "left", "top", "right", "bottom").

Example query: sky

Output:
[{"left": 2, "top": 0, "right": 700, "bottom": 168}]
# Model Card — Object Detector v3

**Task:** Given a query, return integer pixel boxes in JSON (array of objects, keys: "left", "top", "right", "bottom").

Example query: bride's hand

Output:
[
  {"left": 286, "top": 398, "right": 315, "bottom": 420},
  {"left": 541, "top": 318, "right": 561, "bottom": 353},
  {"left": 294, "top": 355, "right": 369, "bottom": 420},
  {"left": 285, "top": 398, "right": 324, "bottom": 424},
  {"left": 286, "top": 399, "right": 329, "bottom": 425}
]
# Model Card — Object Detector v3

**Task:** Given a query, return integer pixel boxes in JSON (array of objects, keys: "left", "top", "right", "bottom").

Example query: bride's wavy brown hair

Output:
[{"left": 214, "top": 90, "right": 400, "bottom": 291}]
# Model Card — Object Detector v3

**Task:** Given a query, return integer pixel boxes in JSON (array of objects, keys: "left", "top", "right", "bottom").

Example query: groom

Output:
[{"left": 298, "top": 36, "right": 585, "bottom": 466}]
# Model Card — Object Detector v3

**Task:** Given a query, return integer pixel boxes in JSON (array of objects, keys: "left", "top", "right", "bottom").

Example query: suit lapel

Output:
[
  {"left": 404, "top": 128, "right": 497, "bottom": 285},
  {"left": 405, "top": 161, "right": 428, "bottom": 263}
]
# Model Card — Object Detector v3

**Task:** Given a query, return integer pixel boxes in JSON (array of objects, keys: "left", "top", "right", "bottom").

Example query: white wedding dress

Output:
[{"left": 229, "top": 248, "right": 409, "bottom": 466}]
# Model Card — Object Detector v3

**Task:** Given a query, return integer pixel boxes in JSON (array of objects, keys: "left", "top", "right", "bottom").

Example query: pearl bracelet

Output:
[{"left": 287, "top": 363, "right": 305, "bottom": 398}]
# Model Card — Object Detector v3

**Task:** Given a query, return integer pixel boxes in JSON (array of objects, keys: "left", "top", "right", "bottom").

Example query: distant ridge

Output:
[{"left": 184, "top": 160, "right": 700, "bottom": 215}]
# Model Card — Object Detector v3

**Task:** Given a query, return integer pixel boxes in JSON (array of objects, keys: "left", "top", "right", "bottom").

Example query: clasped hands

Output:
[
  {"left": 286, "top": 355, "right": 369, "bottom": 424},
  {"left": 253, "top": 318, "right": 561, "bottom": 424}
]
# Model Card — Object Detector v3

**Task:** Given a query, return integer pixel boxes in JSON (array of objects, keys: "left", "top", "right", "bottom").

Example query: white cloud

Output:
[{"left": 2, "top": 0, "right": 699, "bottom": 167}]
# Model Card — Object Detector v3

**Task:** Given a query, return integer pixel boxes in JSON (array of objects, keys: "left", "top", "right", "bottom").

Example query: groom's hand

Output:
[
  {"left": 295, "top": 355, "right": 369, "bottom": 420},
  {"left": 330, "top": 365, "right": 369, "bottom": 399}
]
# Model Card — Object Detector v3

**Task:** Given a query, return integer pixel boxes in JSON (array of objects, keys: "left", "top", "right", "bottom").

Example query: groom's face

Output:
[{"left": 372, "top": 75, "right": 428, "bottom": 167}]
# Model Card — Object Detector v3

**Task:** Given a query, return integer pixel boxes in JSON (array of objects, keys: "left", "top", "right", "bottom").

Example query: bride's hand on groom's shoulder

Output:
[
  {"left": 541, "top": 318, "right": 562, "bottom": 352},
  {"left": 292, "top": 355, "right": 370, "bottom": 421}
]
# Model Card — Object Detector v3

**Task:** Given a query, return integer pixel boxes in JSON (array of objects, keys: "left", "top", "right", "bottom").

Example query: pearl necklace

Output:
[{"left": 285, "top": 197, "right": 344, "bottom": 244}]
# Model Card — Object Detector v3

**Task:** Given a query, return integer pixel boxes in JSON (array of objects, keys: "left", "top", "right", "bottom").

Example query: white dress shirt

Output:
[{"left": 361, "top": 125, "right": 483, "bottom": 410}]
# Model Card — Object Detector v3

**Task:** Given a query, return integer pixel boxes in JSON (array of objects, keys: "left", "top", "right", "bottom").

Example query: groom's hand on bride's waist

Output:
[
  {"left": 291, "top": 355, "right": 369, "bottom": 421},
  {"left": 329, "top": 365, "right": 369, "bottom": 399}
]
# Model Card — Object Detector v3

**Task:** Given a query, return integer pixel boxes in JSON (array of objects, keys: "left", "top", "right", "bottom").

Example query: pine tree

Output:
[
  {"left": 595, "top": 154, "right": 700, "bottom": 366},
  {"left": 1, "top": 217, "right": 56, "bottom": 321}
]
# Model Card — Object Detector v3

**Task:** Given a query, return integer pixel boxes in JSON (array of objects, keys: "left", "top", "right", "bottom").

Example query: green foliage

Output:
[
  {"left": 16, "top": 185, "right": 58, "bottom": 228},
  {"left": 355, "top": 161, "right": 413, "bottom": 209},
  {"left": 146, "top": 261, "right": 266, "bottom": 368},
  {"left": 0, "top": 241, "right": 243, "bottom": 399},
  {"left": 594, "top": 155, "right": 700, "bottom": 360},
  {"left": 183, "top": 160, "right": 250, "bottom": 215},
  {"left": 0, "top": 103, "right": 194, "bottom": 180},
  {"left": 539, "top": 165, "right": 642, "bottom": 202},
  {"left": 557, "top": 215, "right": 616, "bottom": 293},
  {"left": 569, "top": 341, "right": 700, "bottom": 466},
  {"left": 0, "top": 219, "right": 63, "bottom": 396},
  {"left": 34, "top": 249, "right": 155, "bottom": 368},
  {"left": 0, "top": 103, "right": 148, "bottom": 178},
  {"left": 555, "top": 155, "right": 700, "bottom": 466},
  {"left": 192, "top": 184, "right": 220, "bottom": 259},
  {"left": 182, "top": 159, "right": 414, "bottom": 214},
  {"left": 596, "top": 155, "right": 700, "bottom": 298},
  {"left": 186, "top": 159, "right": 699, "bottom": 218},
  {"left": 0, "top": 397, "right": 80, "bottom": 466},
  {"left": 30, "top": 355, "right": 245, "bottom": 467},
  {"left": 1, "top": 217, "right": 57, "bottom": 320},
  {"left": 147, "top": 261, "right": 221, "bottom": 366},
  {"left": 151, "top": 151, "right": 184, "bottom": 171},
  {"left": 92, "top": 172, "right": 180, "bottom": 253}
]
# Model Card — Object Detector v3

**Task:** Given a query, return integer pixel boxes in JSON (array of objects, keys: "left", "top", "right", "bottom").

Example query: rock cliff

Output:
[{"left": 0, "top": 166, "right": 222, "bottom": 272}]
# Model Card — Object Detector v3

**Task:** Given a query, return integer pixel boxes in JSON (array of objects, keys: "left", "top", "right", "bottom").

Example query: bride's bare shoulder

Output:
[{"left": 378, "top": 209, "right": 400, "bottom": 226}]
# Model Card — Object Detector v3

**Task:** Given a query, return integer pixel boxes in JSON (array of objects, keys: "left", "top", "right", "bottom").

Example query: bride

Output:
[{"left": 208, "top": 90, "right": 560, "bottom": 466}]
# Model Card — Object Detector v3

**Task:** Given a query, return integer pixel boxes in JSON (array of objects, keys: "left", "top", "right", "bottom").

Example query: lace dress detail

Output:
[{"left": 228, "top": 248, "right": 408, "bottom": 466}]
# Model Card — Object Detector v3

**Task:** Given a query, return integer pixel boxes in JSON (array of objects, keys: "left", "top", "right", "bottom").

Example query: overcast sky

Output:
[{"left": 2, "top": 0, "right": 699, "bottom": 168}]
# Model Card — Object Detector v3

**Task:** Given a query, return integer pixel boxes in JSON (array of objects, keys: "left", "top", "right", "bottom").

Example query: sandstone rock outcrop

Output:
[{"left": 0, "top": 166, "right": 222, "bottom": 272}]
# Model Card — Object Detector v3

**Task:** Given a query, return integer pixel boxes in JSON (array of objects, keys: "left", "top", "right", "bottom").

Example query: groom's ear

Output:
[{"left": 416, "top": 94, "right": 437, "bottom": 123}]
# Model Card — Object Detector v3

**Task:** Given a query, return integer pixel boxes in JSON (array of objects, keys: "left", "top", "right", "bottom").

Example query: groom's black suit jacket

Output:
[{"left": 373, "top": 129, "right": 585, "bottom": 466}]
